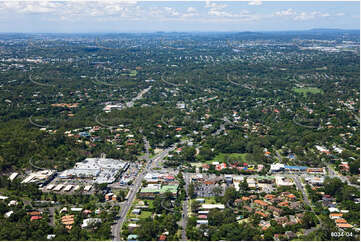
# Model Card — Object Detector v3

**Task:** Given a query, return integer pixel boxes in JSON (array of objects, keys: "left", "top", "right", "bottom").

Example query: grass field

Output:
[
  {"left": 138, "top": 211, "right": 152, "bottom": 219},
  {"left": 192, "top": 197, "right": 217, "bottom": 204},
  {"left": 209, "top": 153, "right": 248, "bottom": 163},
  {"left": 204, "top": 197, "right": 217, "bottom": 204},
  {"left": 292, "top": 87, "right": 323, "bottom": 96},
  {"left": 144, "top": 200, "right": 154, "bottom": 209},
  {"left": 129, "top": 70, "right": 137, "bottom": 77},
  {"left": 121, "top": 70, "right": 137, "bottom": 77}
]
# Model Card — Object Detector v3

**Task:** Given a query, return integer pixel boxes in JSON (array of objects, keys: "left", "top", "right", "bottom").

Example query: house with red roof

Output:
[
  {"left": 31, "top": 216, "right": 42, "bottom": 221},
  {"left": 159, "top": 234, "right": 167, "bottom": 241},
  {"left": 215, "top": 163, "right": 227, "bottom": 171}
]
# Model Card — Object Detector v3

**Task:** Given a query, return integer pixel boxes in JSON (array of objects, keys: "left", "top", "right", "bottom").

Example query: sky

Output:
[{"left": 0, "top": 1, "right": 359, "bottom": 33}]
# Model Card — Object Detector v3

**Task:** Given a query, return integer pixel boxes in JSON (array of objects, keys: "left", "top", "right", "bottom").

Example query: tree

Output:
[
  {"left": 302, "top": 211, "right": 317, "bottom": 229},
  {"left": 137, "top": 218, "right": 160, "bottom": 241},
  {"left": 191, "top": 200, "right": 201, "bottom": 213},
  {"left": 223, "top": 186, "right": 238, "bottom": 205},
  {"left": 212, "top": 186, "right": 223, "bottom": 197},
  {"left": 350, "top": 160, "right": 360, "bottom": 175},
  {"left": 199, "top": 147, "right": 215, "bottom": 160},
  {"left": 182, "top": 147, "right": 196, "bottom": 162},
  {"left": 240, "top": 179, "right": 249, "bottom": 192},
  {"left": 188, "top": 182, "right": 195, "bottom": 198},
  {"left": 324, "top": 177, "right": 344, "bottom": 196}
]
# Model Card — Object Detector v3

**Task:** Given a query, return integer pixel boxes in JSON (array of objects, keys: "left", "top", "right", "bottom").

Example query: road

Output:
[
  {"left": 126, "top": 86, "right": 152, "bottom": 108},
  {"left": 48, "top": 206, "right": 56, "bottom": 226},
  {"left": 111, "top": 136, "right": 150, "bottom": 240},
  {"left": 160, "top": 75, "right": 181, "bottom": 87},
  {"left": 222, "top": 117, "right": 241, "bottom": 128},
  {"left": 212, "top": 123, "right": 225, "bottom": 136},
  {"left": 291, "top": 174, "right": 311, "bottom": 207},
  {"left": 353, "top": 113, "right": 360, "bottom": 123},
  {"left": 111, "top": 141, "right": 180, "bottom": 240},
  {"left": 226, "top": 74, "right": 241, "bottom": 86},
  {"left": 181, "top": 172, "right": 190, "bottom": 240},
  {"left": 327, "top": 164, "right": 359, "bottom": 188},
  {"left": 289, "top": 174, "right": 324, "bottom": 236},
  {"left": 275, "top": 149, "right": 282, "bottom": 163},
  {"left": 29, "top": 73, "right": 55, "bottom": 87},
  {"left": 292, "top": 115, "right": 319, "bottom": 129}
]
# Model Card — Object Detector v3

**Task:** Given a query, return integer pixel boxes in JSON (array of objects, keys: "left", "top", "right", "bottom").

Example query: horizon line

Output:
[{"left": 0, "top": 28, "right": 359, "bottom": 35}]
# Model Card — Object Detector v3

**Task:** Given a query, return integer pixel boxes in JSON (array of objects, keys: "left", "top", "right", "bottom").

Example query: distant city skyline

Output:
[{"left": 0, "top": 1, "right": 359, "bottom": 33}]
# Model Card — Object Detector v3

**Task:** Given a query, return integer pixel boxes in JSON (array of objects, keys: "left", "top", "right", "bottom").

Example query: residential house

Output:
[
  {"left": 243, "top": 205, "right": 253, "bottom": 213},
  {"left": 31, "top": 216, "right": 43, "bottom": 221},
  {"left": 264, "top": 194, "right": 275, "bottom": 201},
  {"left": 254, "top": 200, "right": 269, "bottom": 208},
  {"left": 268, "top": 206, "right": 282, "bottom": 217},
  {"left": 329, "top": 213, "right": 343, "bottom": 219},
  {"left": 255, "top": 211, "right": 268, "bottom": 218},
  {"left": 285, "top": 231, "right": 297, "bottom": 240},
  {"left": 278, "top": 201, "right": 289, "bottom": 207},
  {"left": 275, "top": 216, "right": 288, "bottom": 225}
]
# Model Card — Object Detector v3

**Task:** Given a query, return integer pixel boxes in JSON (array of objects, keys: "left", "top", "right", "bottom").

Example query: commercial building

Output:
[
  {"left": 270, "top": 163, "right": 308, "bottom": 173},
  {"left": 8, "top": 173, "right": 18, "bottom": 182},
  {"left": 58, "top": 157, "right": 128, "bottom": 184},
  {"left": 64, "top": 185, "right": 73, "bottom": 192},
  {"left": 306, "top": 168, "right": 326, "bottom": 175},
  {"left": 84, "top": 185, "right": 92, "bottom": 192},
  {"left": 305, "top": 177, "right": 325, "bottom": 185},
  {"left": 201, "top": 204, "right": 225, "bottom": 210},
  {"left": 275, "top": 176, "right": 294, "bottom": 186},
  {"left": 46, "top": 184, "right": 55, "bottom": 190},
  {"left": 21, "top": 170, "right": 56, "bottom": 185},
  {"left": 53, "top": 184, "right": 64, "bottom": 191},
  {"left": 138, "top": 184, "right": 179, "bottom": 198}
]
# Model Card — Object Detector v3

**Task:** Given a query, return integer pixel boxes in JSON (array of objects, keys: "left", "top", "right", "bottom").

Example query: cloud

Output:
[
  {"left": 164, "top": 7, "right": 180, "bottom": 17},
  {"left": 1, "top": 1, "right": 59, "bottom": 14},
  {"left": 205, "top": 1, "right": 227, "bottom": 10},
  {"left": 182, "top": 7, "right": 199, "bottom": 18},
  {"left": 274, "top": 8, "right": 295, "bottom": 17},
  {"left": 293, "top": 11, "right": 330, "bottom": 21},
  {"left": 208, "top": 9, "right": 232, "bottom": 17},
  {"left": 248, "top": 0, "right": 262, "bottom": 6},
  {"left": 187, "top": 7, "right": 197, "bottom": 13},
  {"left": 273, "top": 8, "right": 333, "bottom": 21},
  {"left": 207, "top": 8, "right": 259, "bottom": 22}
]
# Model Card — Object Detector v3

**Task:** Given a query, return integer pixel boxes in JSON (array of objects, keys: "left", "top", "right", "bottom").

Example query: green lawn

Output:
[
  {"left": 192, "top": 197, "right": 217, "bottom": 204},
  {"left": 120, "top": 70, "right": 137, "bottom": 77},
  {"left": 292, "top": 87, "right": 324, "bottom": 96},
  {"left": 138, "top": 211, "right": 152, "bottom": 219},
  {"left": 209, "top": 153, "right": 249, "bottom": 163},
  {"left": 144, "top": 200, "right": 154, "bottom": 209},
  {"left": 204, "top": 197, "right": 217, "bottom": 204}
]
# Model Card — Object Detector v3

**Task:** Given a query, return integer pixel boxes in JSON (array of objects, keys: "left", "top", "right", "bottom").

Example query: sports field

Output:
[{"left": 292, "top": 87, "right": 323, "bottom": 96}]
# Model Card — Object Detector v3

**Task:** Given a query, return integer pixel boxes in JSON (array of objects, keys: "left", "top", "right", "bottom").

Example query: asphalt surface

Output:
[
  {"left": 291, "top": 174, "right": 311, "bottom": 207},
  {"left": 212, "top": 123, "right": 225, "bottom": 136},
  {"left": 111, "top": 140, "right": 181, "bottom": 241},
  {"left": 327, "top": 164, "right": 359, "bottom": 188},
  {"left": 126, "top": 86, "right": 152, "bottom": 108},
  {"left": 181, "top": 172, "right": 189, "bottom": 241}
]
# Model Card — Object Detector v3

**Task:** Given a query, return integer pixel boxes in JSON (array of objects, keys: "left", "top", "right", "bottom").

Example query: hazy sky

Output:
[{"left": 0, "top": 1, "right": 359, "bottom": 33}]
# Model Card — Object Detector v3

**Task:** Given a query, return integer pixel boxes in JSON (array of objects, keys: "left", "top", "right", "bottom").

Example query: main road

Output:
[
  {"left": 126, "top": 86, "right": 152, "bottom": 108},
  {"left": 112, "top": 140, "right": 181, "bottom": 240},
  {"left": 181, "top": 172, "right": 190, "bottom": 240},
  {"left": 291, "top": 174, "right": 311, "bottom": 207},
  {"left": 327, "top": 163, "right": 359, "bottom": 188}
]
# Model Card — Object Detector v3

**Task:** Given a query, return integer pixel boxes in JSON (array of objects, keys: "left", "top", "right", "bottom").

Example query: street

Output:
[
  {"left": 291, "top": 174, "right": 311, "bottom": 207},
  {"left": 181, "top": 172, "right": 189, "bottom": 241},
  {"left": 111, "top": 139, "right": 180, "bottom": 241}
]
